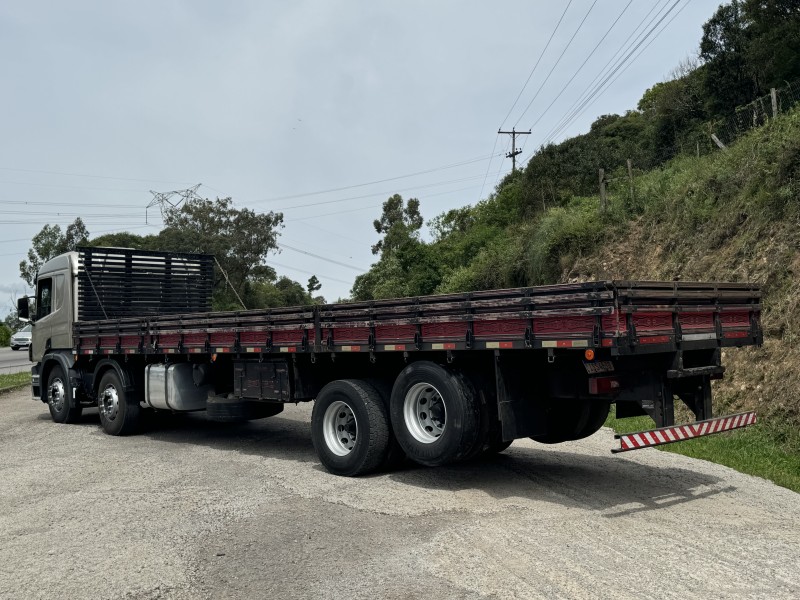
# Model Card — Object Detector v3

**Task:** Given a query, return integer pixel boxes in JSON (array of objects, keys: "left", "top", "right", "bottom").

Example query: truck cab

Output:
[
  {"left": 23, "top": 252, "right": 79, "bottom": 364},
  {"left": 17, "top": 252, "right": 78, "bottom": 406}
]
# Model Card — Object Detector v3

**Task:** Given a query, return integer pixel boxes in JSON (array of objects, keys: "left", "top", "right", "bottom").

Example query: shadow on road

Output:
[{"left": 44, "top": 406, "right": 731, "bottom": 517}]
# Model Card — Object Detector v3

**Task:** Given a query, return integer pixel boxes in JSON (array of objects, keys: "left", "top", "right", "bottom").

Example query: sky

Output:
[{"left": 0, "top": 0, "right": 723, "bottom": 313}]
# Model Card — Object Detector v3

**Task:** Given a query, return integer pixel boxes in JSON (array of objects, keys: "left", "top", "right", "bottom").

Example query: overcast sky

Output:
[{"left": 0, "top": 0, "right": 721, "bottom": 313}]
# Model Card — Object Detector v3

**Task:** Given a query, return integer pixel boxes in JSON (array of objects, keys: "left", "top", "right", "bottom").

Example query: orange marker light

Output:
[{"left": 584, "top": 349, "right": 595, "bottom": 361}]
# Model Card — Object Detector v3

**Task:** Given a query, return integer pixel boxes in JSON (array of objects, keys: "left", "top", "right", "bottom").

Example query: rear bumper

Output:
[{"left": 612, "top": 411, "right": 757, "bottom": 453}]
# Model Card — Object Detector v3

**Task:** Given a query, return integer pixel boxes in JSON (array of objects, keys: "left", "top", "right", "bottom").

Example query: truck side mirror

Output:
[{"left": 17, "top": 296, "right": 32, "bottom": 322}]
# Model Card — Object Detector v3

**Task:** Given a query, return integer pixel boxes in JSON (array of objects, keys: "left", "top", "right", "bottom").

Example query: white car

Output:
[{"left": 10, "top": 325, "right": 32, "bottom": 351}]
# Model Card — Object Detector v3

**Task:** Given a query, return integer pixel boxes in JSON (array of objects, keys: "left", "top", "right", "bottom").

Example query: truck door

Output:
[
  {"left": 31, "top": 276, "right": 53, "bottom": 362},
  {"left": 31, "top": 273, "right": 71, "bottom": 362}
]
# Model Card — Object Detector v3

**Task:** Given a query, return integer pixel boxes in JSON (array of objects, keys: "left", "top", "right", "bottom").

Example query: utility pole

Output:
[{"left": 498, "top": 127, "right": 531, "bottom": 172}]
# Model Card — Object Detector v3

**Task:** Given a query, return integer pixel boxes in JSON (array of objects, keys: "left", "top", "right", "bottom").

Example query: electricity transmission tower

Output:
[{"left": 146, "top": 184, "right": 203, "bottom": 223}]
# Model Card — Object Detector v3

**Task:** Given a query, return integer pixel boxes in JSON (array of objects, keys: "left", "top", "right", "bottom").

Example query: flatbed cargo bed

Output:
[{"left": 73, "top": 280, "right": 762, "bottom": 358}]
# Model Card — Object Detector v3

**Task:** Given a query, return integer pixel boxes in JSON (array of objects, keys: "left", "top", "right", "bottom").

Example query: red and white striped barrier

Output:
[{"left": 613, "top": 411, "right": 757, "bottom": 453}]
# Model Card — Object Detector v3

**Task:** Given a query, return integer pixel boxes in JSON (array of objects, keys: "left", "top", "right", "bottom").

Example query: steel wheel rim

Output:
[
  {"left": 323, "top": 400, "right": 358, "bottom": 456},
  {"left": 99, "top": 384, "right": 120, "bottom": 422},
  {"left": 49, "top": 377, "right": 66, "bottom": 412},
  {"left": 403, "top": 382, "right": 446, "bottom": 444}
]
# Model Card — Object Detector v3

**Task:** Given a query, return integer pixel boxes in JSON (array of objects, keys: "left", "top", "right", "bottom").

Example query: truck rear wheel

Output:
[
  {"left": 364, "top": 378, "right": 407, "bottom": 471},
  {"left": 46, "top": 364, "right": 82, "bottom": 424},
  {"left": 311, "top": 380, "right": 390, "bottom": 477},
  {"left": 390, "top": 362, "right": 480, "bottom": 467},
  {"left": 530, "top": 399, "right": 610, "bottom": 444},
  {"left": 97, "top": 370, "right": 140, "bottom": 436},
  {"left": 572, "top": 400, "right": 611, "bottom": 441}
]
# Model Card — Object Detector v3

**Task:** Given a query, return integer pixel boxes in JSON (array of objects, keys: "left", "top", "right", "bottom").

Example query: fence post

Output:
[
  {"left": 627, "top": 159, "right": 634, "bottom": 205},
  {"left": 771, "top": 88, "right": 778, "bottom": 118},
  {"left": 599, "top": 168, "right": 607, "bottom": 212}
]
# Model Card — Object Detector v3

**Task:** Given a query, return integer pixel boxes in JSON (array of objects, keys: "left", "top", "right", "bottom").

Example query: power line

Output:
[
  {"left": 291, "top": 181, "right": 502, "bottom": 222},
  {"left": 0, "top": 166, "right": 194, "bottom": 185},
  {"left": 274, "top": 171, "right": 502, "bottom": 212},
  {"left": 0, "top": 179, "right": 150, "bottom": 193},
  {"left": 266, "top": 259, "right": 355, "bottom": 286},
  {"left": 512, "top": 0, "right": 599, "bottom": 128},
  {"left": 476, "top": 134, "right": 501, "bottom": 203},
  {"left": 250, "top": 153, "right": 500, "bottom": 204},
  {"left": 542, "top": 0, "right": 674, "bottom": 143},
  {"left": 551, "top": 0, "right": 691, "bottom": 142},
  {"left": 527, "top": 0, "right": 634, "bottom": 132},
  {"left": 278, "top": 242, "right": 366, "bottom": 272},
  {"left": 542, "top": 0, "right": 682, "bottom": 145},
  {"left": 498, "top": 0, "right": 575, "bottom": 129}
]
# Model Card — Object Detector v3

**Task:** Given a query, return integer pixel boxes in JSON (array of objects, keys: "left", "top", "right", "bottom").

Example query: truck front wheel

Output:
[
  {"left": 311, "top": 380, "right": 391, "bottom": 477},
  {"left": 97, "top": 370, "right": 140, "bottom": 436},
  {"left": 390, "top": 362, "right": 480, "bottom": 467},
  {"left": 46, "top": 364, "right": 82, "bottom": 424}
]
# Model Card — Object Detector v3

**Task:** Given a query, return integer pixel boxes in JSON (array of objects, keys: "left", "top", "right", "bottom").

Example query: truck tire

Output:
[
  {"left": 364, "top": 378, "right": 407, "bottom": 471},
  {"left": 390, "top": 362, "right": 480, "bottom": 467},
  {"left": 246, "top": 401, "right": 284, "bottom": 420},
  {"left": 97, "top": 370, "right": 140, "bottom": 436},
  {"left": 571, "top": 400, "right": 611, "bottom": 441},
  {"left": 311, "top": 380, "right": 391, "bottom": 477},
  {"left": 460, "top": 372, "right": 498, "bottom": 460},
  {"left": 206, "top": 397, "right": 284, "bottom": 422},
  {"left": 46, "top": 364, "right": 82, "bottom": 424},
  {"left": 529, "top": 399, "right": 590, "bottom": 444}
]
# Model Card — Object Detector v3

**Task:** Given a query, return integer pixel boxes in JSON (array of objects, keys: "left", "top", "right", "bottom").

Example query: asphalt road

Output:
[
  {"left": 0, "top": 346, "right": 31, "bottom": 375},
  {"left": 1, "top": 388, "right": 798, "bottom": 600}
]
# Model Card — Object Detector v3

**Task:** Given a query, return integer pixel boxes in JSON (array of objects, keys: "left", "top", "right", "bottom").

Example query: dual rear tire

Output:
[{"left": 311, "top": 363, "right": 516, "bottom": 476}]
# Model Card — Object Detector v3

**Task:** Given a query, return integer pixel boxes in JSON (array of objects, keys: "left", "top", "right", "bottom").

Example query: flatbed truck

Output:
[{"left": 19, "top": 247, "right": 762, "bottom": 476}]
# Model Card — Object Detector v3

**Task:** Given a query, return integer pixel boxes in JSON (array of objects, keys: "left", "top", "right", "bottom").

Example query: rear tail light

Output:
[{"left": 589, "top": 376, "right": 620, "bottom": 395}]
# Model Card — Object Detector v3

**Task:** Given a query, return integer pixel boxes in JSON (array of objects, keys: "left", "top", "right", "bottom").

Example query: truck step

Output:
[{"left": 611, "top": 411, "right": 757, "bottom": 453}]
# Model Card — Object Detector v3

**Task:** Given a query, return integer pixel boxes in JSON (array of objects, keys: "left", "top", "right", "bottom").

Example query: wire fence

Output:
[
  {"left": 711, "top": 79, "right": 800, "bottom": 149},
  {"left": 602, "top": 78, "right": 800, "bottom": 188},
  {"left": 593, "top": 78, "right": 800, "bottom": 212}
]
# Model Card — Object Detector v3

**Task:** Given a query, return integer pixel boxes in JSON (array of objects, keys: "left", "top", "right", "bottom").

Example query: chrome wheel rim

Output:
[
  {"left": 99, "top": 384, "right": 120, "bottom": 422},
  {"left": 403, "top": 382, "right": 446, "bottom": 444},
  {"left": 323, "top": 400, "right": 358, "bottom": 456},
  {"left": 49, "top": 377, "right": 66, "bottom": 413}
]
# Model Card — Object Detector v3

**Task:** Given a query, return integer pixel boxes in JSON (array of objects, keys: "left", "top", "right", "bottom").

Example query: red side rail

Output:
[{"left": 612, "top": 411, "right": 757, "bottom": 453}]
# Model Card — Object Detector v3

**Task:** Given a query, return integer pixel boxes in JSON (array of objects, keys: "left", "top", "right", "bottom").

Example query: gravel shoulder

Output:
[{"left": 1, "top": 388, "right": 798, "bottom": 600}]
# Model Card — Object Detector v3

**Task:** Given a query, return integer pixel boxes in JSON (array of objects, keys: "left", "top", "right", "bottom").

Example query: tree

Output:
[
  {"left": 19, "top": 218, "right": 89, "bottom": 287},
  {"left": 371, "top": 194, "right": 423, "bottom": 255},
  {"left": 157, "top": 197, "right": 283, "bottom": 308},
  {"left": 307, "top": 275, "right": 321, "bottom": 295},
  {"left": 700, "top": 1, "right": 757, "bottom": 114},
  {"left": 352, "top": 195, "right": 443, "bottom": 300},
  {"left": 742, "top": 0, "right": 800, "bottom": 90},
  {"left": 87, "top": 231, "right": 158, "bottom": 250}
]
